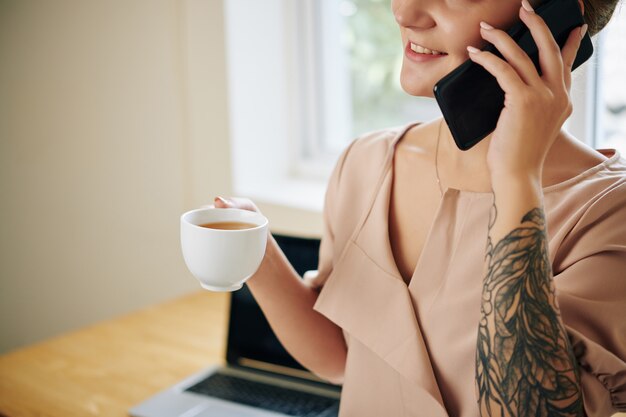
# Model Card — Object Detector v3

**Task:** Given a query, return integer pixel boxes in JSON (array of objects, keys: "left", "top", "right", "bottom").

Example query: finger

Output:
[
  {"left": 467, "top": 46, "right": 527, "bottom": 95},
  {"left": 229, "top": 197, "right": 260, "bottom": 212},
  {"left": 561, "top": 24, "right": 587, "bottom": 91},
  {"left": 479, "top": 21, "right": 541, "bottom": 86},
  {"left": 214, "top": 196, "right": 259, "bottom": 212},
  {"left": 214, "top": 196, "right": 231, "bottom": 208},
  {"left": 519, "top": 0, "right": 564, "bottom": 86}
]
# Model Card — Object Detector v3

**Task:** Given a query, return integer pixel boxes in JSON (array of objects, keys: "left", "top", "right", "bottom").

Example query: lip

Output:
[{"left": 404, "top": 42, "right": 447, "bottom": 63}]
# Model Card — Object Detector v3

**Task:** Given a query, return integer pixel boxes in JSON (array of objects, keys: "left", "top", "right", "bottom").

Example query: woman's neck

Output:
[
  {"left": 410, "top": 118, "right": 606, "bottom": 193},
  {"left": 433, "top": 121, "right": 494, "bottom": 192}
]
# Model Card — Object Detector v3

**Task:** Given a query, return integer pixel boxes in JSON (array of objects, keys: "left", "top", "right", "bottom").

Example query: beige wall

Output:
[{"left": 0, "top": 0, "right": 322, "bottom": 354}]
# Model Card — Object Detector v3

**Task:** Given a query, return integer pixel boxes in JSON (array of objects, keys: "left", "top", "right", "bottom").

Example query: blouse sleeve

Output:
[
  {"left": 303, "top": 141, "right": 355, "bottom": 291},
  {"left": 554, "top": 181, "right": 626, "bottom": 416}
]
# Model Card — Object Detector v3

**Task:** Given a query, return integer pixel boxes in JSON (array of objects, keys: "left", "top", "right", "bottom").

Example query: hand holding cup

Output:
[{"left": 180, "top": 197, "right": 268, "bottom": 292}]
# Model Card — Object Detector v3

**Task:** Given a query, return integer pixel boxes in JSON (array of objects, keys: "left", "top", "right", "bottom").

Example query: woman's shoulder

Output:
[
  {"left": 325, "top": 123, "right": 416, "bottom": 216},
  {"left": 546, "top": 147, "right": 626, "bottom": 195},
  {"left": 547, "top": 149, "right": 626, "bottom": 254},
  {"left": 343, "top": 124, "right": 409, "bottom": 161},
  {"left": 544, "top": 129, "right": 626, "bottom": 195},
  {"left": 337, "top": 122, "right": 417, "bottom": 172},
  {"left": 600, "top": 149, "right": 626, "bottom": 176}
]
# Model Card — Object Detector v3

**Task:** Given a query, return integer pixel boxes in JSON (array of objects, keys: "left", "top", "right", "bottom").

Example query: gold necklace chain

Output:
[{"left": 435, "top": 118, "right": 444, "bottom": 197}]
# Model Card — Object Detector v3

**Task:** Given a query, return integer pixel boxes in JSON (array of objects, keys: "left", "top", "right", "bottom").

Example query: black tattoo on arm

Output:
[{"left": 476, "top": 205, "right": 583, "bottom": 416}]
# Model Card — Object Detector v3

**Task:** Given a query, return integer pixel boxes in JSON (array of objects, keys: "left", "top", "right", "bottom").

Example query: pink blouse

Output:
[{"left": 306, "top": 122, "right": 626, "bottom": 417}]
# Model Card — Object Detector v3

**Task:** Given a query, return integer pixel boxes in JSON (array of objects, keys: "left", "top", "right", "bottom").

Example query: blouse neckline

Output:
[{"left": 389, "top": 121, "right": 622, "bottom": 197}]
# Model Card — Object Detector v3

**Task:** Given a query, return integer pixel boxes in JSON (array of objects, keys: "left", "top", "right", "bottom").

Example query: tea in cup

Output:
[{"left": 180, "top": 208, "right": 268, "bottom": 291}]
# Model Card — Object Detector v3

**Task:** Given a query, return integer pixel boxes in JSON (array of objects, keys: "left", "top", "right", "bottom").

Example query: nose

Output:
[{"left": 392, "top": 0, "right": 435, "bottom": 28}]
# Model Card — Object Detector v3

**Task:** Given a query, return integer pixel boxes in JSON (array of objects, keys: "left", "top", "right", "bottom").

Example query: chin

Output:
[{"left": 399, "top": 72, "right": 436, "bottom": 98}]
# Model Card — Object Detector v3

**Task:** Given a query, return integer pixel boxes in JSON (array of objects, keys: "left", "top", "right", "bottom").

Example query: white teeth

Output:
[{"left": 410, "top": 42, "right": 445, "bottom": 55}]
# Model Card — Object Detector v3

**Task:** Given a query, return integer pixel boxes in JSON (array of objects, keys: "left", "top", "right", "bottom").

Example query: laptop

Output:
[{"left": 130, "top": 235, "right": 341, "bottom": 417}]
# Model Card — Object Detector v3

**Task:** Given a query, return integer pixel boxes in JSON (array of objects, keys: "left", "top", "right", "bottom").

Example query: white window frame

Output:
[
  {"left": 566, "top": 36, "right": 598, "bottom": 147},
  {"left": 285, "top": 0, "right": 352, "bottom": 181},
  {"left": 224, "top": 0, "right": 327, "bottom": 212}
]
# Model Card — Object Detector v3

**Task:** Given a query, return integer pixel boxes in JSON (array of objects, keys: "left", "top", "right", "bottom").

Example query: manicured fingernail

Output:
[
  {"left": 480, "top": 21, "right": 494, "bottom": 30},
  {"left": 467, "top": 45, "right": 481, "bottom": 54},
  {"left": 215, "top": 196, "right": 229, "bottom": 205},
  {"left": 580, "top": 24, "right": 588, "bottom": 38},
  {"left": 521, "top": 0, "right": 534, "bottom": 12}
]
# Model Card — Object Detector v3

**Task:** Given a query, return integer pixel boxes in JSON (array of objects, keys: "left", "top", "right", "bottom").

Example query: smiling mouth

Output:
[{"left": 409, "top": 42, "right": 447, "bottom": 55}]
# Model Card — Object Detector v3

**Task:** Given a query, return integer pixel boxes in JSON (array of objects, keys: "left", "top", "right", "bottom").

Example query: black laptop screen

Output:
[{"left": 226, "top": 234, "right": 321, "bottom": 372}]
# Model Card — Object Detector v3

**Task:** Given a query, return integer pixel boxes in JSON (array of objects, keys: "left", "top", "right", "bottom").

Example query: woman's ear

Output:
[{"left": 578, "top": 0, "right": 585, "bottom": 14}]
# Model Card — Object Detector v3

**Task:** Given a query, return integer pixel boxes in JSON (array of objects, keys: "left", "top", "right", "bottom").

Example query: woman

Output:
[{"left": 214, "top": 0, "right": 626, "bottom": 415}]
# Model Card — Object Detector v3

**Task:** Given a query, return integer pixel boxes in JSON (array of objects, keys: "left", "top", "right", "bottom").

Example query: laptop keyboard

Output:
[{"left": 185, "top": 372, "right": 340, "bottom": 417}]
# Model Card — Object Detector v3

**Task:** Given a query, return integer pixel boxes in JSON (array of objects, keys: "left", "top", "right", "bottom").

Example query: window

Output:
[
  {"left": 595, "top": 6, "right": 626, "bottom": 155},
  {"left": 293, "top": 0, "right": 440, "bottom": 178}
]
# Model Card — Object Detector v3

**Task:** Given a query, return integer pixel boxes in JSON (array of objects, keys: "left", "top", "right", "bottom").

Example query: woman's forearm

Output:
[
  {"left": 476, "top": 175, "right": 583, "bottom": 416},
  {"left": 245, "top": 234, "right": 347, "bottom": 384}
]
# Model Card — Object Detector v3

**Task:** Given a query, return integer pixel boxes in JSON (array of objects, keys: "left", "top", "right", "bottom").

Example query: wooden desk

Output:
[{"left": 0, "top": 291, "right": 229, "bottom": 417}]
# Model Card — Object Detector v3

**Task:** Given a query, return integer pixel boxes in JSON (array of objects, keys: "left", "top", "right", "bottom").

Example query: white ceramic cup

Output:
[{"left": 180, "top": 208, "right": 268, "bottom": 291}]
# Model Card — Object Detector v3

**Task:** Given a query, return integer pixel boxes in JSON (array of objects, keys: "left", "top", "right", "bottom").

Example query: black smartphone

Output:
[{"left": 432, "top": 0, "right": 593, "bottom": 151}]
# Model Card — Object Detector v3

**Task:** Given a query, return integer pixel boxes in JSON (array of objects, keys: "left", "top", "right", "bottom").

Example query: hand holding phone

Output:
[{"left": 433, "top": 0, "right": 592, "bottom": 151}]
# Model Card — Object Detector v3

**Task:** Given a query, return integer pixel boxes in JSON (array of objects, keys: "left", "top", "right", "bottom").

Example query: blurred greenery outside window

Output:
[
  {"left": 330, "top": 0, "right": 439, "bottom": 143},
  {"left": 297, "top": 0, "right": 626, "bottom": 170}
]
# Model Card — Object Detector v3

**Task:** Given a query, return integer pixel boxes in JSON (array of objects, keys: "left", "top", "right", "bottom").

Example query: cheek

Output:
[
  {"left": 484, "top": 2, "right": 523, "bottom": 33},
  {"left": 445, "top": 27, "right": 483, "bottom": 56},
  {"left": 445, "top": 2, "right": 521, "bottom": 50},
  {"left": 390, "top": 0, "right": 401, "bottom": 20}
]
